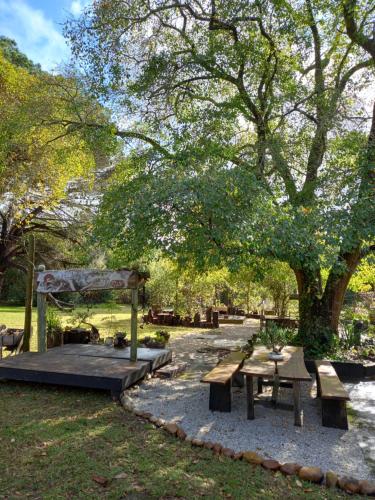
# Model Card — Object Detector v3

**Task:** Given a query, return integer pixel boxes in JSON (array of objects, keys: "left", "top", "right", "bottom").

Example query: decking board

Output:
[{"left": 0, "top": 345, "right": 172, "bottom": 397}]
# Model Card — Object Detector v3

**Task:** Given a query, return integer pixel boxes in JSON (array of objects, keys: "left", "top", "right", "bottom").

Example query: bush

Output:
[
  {"left": 257, "top": 323, "right": 296, "bottom": 353},
  {"left": 46, "top": 308, "right": 63, "bottom": 347}
]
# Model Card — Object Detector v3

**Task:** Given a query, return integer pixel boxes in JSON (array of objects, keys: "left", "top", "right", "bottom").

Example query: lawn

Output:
[
  {"left": 0, "top": 381, "right": 351, "bottom": 499},
  {"left": 0, "top": 304, "right": 198, "bottom": 352}
]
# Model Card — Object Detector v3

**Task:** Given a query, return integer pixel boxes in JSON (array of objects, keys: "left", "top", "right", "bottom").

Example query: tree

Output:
[
  {"left": 0, "top": 36, "right": 41, "bottom": 73},
  {"left": 0, "top": 44, "right": 114, "bottom": 293},
  {"left": 66, "top": 0, "right": 374, "bottom": 355}
]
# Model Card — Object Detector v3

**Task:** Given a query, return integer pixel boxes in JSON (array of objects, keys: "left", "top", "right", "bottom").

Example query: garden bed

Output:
[{"left": 305, "top": 358, "right": 375, "bottom": 380}]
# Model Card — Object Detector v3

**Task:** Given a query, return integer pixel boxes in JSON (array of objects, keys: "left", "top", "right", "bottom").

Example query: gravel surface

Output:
[{"left": 124, "top": 321, "right": 374, "bottom": 480}]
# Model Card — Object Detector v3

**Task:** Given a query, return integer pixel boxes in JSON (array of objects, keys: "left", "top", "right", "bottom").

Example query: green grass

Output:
[
  {"left": 0, "top": 381, "right": 351, "bottom": 499},
  {"left": 0, "top": 304, "right": 198, "bottom": 352}
]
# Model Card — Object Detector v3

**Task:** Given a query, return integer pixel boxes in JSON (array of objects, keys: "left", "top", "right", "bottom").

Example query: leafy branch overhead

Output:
[{"left": 63, "top": 0, "right": 374, "bottom": 355}]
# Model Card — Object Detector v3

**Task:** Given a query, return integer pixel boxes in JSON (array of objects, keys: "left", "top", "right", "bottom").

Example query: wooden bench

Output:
[
  {"left": 201, "top": 351, "right": 246, "bottom": 412},
  {"left": 315, "top": 360, "right": 350, "bottom": 430}
]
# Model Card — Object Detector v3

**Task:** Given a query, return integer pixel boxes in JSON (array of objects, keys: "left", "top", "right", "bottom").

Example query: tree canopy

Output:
[
  {"left": 65, "top": 0, "right": 374, "bottom": 355},
  {"left": 0, "top": 40, "right": 115, "bottom": 289}
]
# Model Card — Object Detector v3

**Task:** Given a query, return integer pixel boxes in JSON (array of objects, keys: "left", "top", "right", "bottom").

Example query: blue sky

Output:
[{"left": 0, "top": 0, "right": 90, "bottom": 70}]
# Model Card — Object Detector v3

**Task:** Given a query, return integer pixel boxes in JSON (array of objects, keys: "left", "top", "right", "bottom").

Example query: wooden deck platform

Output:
[{"left": 0, "top": 345, "right": 172, "bottom": 398}]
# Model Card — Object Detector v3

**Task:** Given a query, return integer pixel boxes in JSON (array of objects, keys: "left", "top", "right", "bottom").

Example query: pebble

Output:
[
  {"left": 280, "top": 463, "right": 302, "bottom": 476},
  {"left": 338, "top": 476, "right": 361, "bottom": 494},
  {"left": 262, "top": 459, "right": 280, "bottom": 471},
  {"left": 298, "top": 466, "right": 324, "bottom": 484},
  {"left": 243, "top": 451, "right": 264, "bottom": 465},
  {"left": 325, "top": 471, "right": 338, "bottom": 488}
]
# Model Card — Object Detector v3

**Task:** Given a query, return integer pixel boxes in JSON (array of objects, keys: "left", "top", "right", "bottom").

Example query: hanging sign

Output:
[{"left": 36, "top": 269, "right": 142, "bottom": 293}]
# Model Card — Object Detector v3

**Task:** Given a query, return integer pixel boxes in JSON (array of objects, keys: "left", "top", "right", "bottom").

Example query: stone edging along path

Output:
[{"left": 120, "top": 397, "right": 375, "bottom": 497}]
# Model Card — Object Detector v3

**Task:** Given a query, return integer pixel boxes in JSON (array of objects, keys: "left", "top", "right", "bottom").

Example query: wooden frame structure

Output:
[{"left": 36, "top": 266, "right": 148, "bottom": 362}]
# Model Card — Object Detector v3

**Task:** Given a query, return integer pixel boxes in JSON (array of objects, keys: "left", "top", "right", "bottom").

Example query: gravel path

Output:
[{"left": 124, "top": 321, "right": 374, "bottom": 480}]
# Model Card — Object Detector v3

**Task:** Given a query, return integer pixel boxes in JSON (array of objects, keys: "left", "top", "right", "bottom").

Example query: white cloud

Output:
[
  {"left": 70, "top": 0, "right": 90, "bottom": 17},
  {"left": 70, "top": 0, "right": 82, "bottom": 16},
  {"left": 0, "top": 0, "right": 70, "bottom": 71}
]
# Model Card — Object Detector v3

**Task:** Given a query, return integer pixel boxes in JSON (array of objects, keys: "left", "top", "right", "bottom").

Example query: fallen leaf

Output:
[
  {"left": 113, "top": 472, "right": 127, "bottom": 480},
  {"left": 92, "top": 475, "right": 109, "bottom": 487},
  {"left": 295, "top": 480, "right": 303, "bottom": 487}
]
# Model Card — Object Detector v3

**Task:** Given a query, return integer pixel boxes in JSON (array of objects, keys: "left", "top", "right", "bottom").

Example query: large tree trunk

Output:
[{"left": 294, "top": 250, "right": 360, "bottom": 357}]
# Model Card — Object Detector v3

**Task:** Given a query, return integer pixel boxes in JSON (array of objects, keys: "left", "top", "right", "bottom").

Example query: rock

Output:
[
  {"left": 164, "top": 423, "right": 179, "bottom": 435},
  {"left": 149, "top": 416, "right": 158, "bottom": 424},
  {"left": 212, "top": 443, "right": 222, "bottom": 455},
  {"left": 191, "top": 439, "right": 204, "bottom": 447},
  {"left": 298, "top": 466, "right": 324, "bottom": 484},
  {"left": 280, "top": 463, "right": 302, "bottom": 476},
  {"left": 156, "top": 419, "right": 165, "bottom": 427},
  {"left": 338, "top": 476, "right": 360, "bottom": 494},
  {"left": 359, "top": 480, "right": 375, "bottom": 496},
  {"left": 262, "top": 459, "right": 280, "bottom": 471},
  {"left": 243, "top": 451, "right": 264, "bottom": 465},
  {"left": 325, "top": 471, "right": 338, "bottom": 489},
  {"left": 203, "top": 441, "right": 215, "bottom": 450},
  {"left": 176, "top": 427, "right": 187, "bottom": 440},
  {"left": 233, "top": 452, "right": 243, "bottom": 461},
  {"left": 221, "top": 448, "right": 235, "bottom": 458}
]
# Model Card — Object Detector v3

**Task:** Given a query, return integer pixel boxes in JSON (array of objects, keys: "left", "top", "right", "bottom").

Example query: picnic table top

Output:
[{"left": 240, "top": 345, "right": 312, "bottom": 382}]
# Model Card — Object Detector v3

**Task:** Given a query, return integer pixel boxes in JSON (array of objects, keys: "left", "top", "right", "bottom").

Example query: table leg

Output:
[
  {"left": 271, "top": 374, "right": 280, "bottom": 408},
  {"left": 246, "top": 375, "right": 254, "bottom": 420},
  {"left": 257, "top": 376, "right": 263, "bottom": 394},
  {"left": 293, "top": 381, "right": 302, "bottom": 426}
]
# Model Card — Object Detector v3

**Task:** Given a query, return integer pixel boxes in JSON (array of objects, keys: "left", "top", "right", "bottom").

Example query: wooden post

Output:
[
  {"left": 37, "top": 264, "right": 47, "bottom": 353},
  {"left": 246, "top": 375, "right": 255, "bottom": 419},
  {"left": 130, "top": 287, "right": 138, "bottom": 362},
  {"left": 293, "top": 381, "right": 303, "bottom": 427},
  {"left": 23, "top": 235, "right": 35, "bottom": 351}
]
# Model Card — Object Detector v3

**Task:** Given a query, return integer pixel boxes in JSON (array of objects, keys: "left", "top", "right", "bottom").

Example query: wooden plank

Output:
[
  {"left": 240, "top": 345, "right": 311, "bottom": 381},
  {"left": 209, "top": 381, "right": 232, "bottom": 412},
  {"left": 315, "top": 360, "right": 350, "bottom": 400},
  {"left": 37, "top": 292, "right": 47, "bottom": 353},
  {"left": 201, "top": 351, "right": 246, "bottom": 384},
  {"left": 55, "top": 345, "right": 172, "bottom": 370},
  {"left": 220, "top": 351, "right": 246, "bottom": 364},
  {"left": 277, "top": 346, "right": 311, "bottom": 381},
  {"left": 36, "top": 268, "right": 143, "bottom": 293},
  {"left": 201, "top": 361, "right": 242, "bottom": 384},
  {"left": 240, "top": 346, "right": 275, "bottom": 377},
  {"left": 246, "top": 375, "right": 255, "bottom": 419},
  {"left": 0, "top": 352, "right": 150, "bottom": 394},
  {"left": 130, "top": 287, "right": 138, "bottom": 362}
]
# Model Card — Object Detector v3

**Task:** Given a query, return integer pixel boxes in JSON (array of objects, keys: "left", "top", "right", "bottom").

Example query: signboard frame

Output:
[{"left": 35, "top": 267, "right": 147, "bottom": 362}]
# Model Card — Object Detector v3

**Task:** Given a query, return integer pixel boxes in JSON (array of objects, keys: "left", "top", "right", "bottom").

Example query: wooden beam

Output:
[
  {"left": 37, "top": 264, "right": 47, "bottom": 353},
  {"left": 23, "top": 235, "right": 35, "bottom": 351},
  {"left": 130, "top": 287, "right": 138, "bottom": 362}
]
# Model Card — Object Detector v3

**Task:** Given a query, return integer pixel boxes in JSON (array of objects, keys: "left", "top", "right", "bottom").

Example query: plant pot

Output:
[{"left": 268, "top": 351, "right": 284, "bottom": 361}]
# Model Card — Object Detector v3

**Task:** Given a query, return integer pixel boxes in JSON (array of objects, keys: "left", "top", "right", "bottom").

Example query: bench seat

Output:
[
  {"left": 315, "top": 360, "right": 350, "bottom": 430},
  {"left": 201, "top": 351, "right": 246, "bottom": 412}
]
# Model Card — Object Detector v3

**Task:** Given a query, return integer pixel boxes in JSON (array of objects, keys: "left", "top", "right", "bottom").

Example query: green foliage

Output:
[
  {"left": 263, "top": 263, "right": 296, "bottom": 317},
  {"left": 66, "top": 1, "right": 374, "bottom": 354},
  {"left": 258, "top": 323, "right": 296, "bottom": 353},
  {"left": 154, "top": 330, "right": 171, "bottom": 344},
  {"left": 348, "top": 256, "right": 375, "bottom": 292},
  {"left": 0, "top": 268, "right": 26, "bottom": 304},
  {"left": 0, "top": 36, "right": 41, "bottom": 73},
  {"left": 46, "top": 308, "right": 63, "bottom": 347}
]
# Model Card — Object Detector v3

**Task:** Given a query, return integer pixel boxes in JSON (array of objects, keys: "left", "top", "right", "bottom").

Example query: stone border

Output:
[{"left": 121, "top": 395, "right": 375, "bottom": 497}]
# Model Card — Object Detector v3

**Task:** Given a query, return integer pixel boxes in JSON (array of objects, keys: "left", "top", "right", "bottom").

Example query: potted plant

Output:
[{"left": 258, "top": 323, "right": 296, "bottom": 361}]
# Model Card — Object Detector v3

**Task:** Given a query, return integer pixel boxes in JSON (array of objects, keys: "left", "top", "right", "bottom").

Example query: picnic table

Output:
[{"left": 240, "top": 345, "right": 311, "bottom": 427}]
